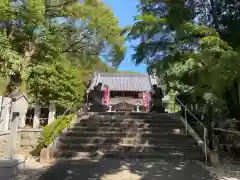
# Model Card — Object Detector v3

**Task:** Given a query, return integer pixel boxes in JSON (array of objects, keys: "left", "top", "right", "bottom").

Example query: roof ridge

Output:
[{"left": 96, "top": 72, "right": 149, "bottom": 77}]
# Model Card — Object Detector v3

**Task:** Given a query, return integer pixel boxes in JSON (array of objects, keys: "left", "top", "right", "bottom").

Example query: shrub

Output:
[
  {"left": 168, "top": 90, "right": 180, "bottom": 113},
  {"left": 31, "top": 114, "right": 75, "bottom": 156}
]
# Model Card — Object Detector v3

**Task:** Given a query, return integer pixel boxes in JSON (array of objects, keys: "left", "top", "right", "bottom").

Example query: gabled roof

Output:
[
  {"left": 9, "top": 92, "right": 29, "bottom": 102},
  {"left": 88, "top": 72, "right": 153, "bottom": 92}
]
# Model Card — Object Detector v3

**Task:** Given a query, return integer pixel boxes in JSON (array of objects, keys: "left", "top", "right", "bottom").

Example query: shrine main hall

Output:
[{"left": 85, "top": 72, "right": 164, "bottom": 113}]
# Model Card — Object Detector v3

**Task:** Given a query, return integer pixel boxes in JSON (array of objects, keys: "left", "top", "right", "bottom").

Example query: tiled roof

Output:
[{"left": 88, "top": 72, "right": 153, "bottom": 92}]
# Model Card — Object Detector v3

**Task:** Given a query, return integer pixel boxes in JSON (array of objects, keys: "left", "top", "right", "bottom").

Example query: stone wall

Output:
[{"left": 0, "top": 129, "right": 42, "bottom": 155}]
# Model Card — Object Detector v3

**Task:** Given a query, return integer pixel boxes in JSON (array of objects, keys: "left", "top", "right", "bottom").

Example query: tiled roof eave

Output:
[{"left": 88, "top": 72, "right": 153, "bottom": 92}]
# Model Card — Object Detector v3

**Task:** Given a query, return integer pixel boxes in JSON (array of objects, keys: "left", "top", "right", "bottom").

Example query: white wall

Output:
[{"left": 0, "top": 96, "right": 11, "bottom": 131}]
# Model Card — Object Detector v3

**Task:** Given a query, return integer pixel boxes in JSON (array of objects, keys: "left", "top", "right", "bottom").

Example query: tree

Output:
[
  {"left": 127, "top": 0, "right": 240, "bottom": 118},
  {"left": 27, "top": 58, "right": 84, "bottom": 108},
  {"left": 0, "top": 0, "right": 125, "bottom": 105},
  {"left": 0, "top": 31, "right": 23, "bottom": 79}
]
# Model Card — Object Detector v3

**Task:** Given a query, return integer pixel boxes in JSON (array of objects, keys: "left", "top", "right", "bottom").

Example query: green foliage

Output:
[
  {"left": 128, "top": 0, "right": 240, "bottom": 115},
  {"left": 33, "top": 114, "right": 75, "bottom": 155},
  {"left": 0, "top": 0, "right": 125, "bottom": 104},
  {"left": 0, "top": 76, "right": 9, "bottom": 96},
  {"left": 167, "top": 90, "right": 180, "bottom": 113},
  {"left": 27, "top": 58, "right": 84, "bottom": 107},
  {"left": 0, "top": 32, "right": 23, "bottom": 77}
]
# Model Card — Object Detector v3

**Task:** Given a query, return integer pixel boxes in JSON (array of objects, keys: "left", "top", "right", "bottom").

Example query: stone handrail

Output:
[
  {"left": 175, "top": 97, "right": 205, "bottom": 128},
  {"left": 175, "top": 96, "right": 208, "bottom": 163},
  {"left": 0, "top": 128, "right": 42, "bottom": 136}
]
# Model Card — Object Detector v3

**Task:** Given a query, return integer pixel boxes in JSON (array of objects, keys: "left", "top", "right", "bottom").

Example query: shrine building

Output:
[{"left": 86, "top": 72, "right": 163, "bottom": 112}]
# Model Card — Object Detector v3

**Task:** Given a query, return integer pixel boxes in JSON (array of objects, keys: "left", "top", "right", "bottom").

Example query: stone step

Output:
[
  {"left": 92, "top": 112, "right": 173, "bottom": 118},
  {"left": 101, "top": 152, "right": 204, "bottom": 160},
  {"left": 58, "top": 136, "right": 197, "bottom": 147},
  {"left": 90, "top": 116, "right": 177, "bottom": 122},
  {"left": 71, "top": 120, "right": 182, "bottom": 129},
  {"left": 77, "top": 116, "right": 180, "bottom": 122},
  {"left": 57, "top": 142, "right": 198, "bottom": 149},
  {"left": 71, "top": 122, "right": 184, "bottom": 130},
  {"left": 63, "top": 131, "right": 191, "bottom": 139},
  {"left": 68, "top": 126, "right": 185, "bottom": 134},
  {"left": 92, "top": 112, "right": 162, "bottom": 116},
  {"left": 54, "top": 150, "right": 204, "bottom": 160},
  {"left": 80, "top": 112, "right": 176, "bottom": 120},
  {"left": 55, "top": 143, "right": 202, "bottom": 155},
  {"left": 77, "top": 116, "right": 179, "bottom": 122}
]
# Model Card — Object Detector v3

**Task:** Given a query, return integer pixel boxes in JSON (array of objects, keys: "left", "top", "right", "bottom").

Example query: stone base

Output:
[
  {"left": 0, "top": 157, "right": 25, "bottom": 179},
  {"left": 40, "top": 148, "right": 53, "bottom": 163},
  {"left": 150, "top": 106, "right": 165, "bottom": 113},
  {"left": 89, "top": 105, "right": 108, "bottom": 112},
  {"left": 209, "top": 151, "right": 219, "bottom": 166}
]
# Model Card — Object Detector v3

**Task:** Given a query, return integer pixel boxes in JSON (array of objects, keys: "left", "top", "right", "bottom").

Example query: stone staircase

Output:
[{"left": 54, "top": 112, "right": 204, "bottom": 160}]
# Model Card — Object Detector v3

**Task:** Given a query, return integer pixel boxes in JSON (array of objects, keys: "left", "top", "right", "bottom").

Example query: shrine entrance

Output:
[
  {"left": 86, "top": 72, "right": 154, "bottom": 112},
  {"left": 110, "top": 91, "right": 144, "bottom": 112}
]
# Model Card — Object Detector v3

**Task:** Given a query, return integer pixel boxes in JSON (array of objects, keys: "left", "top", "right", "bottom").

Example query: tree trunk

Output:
[
  {"left": 207, "top": 105, "right": 213, "bottom": 150},
  {"left": 209, "top": 0, "right": 219, "bottom": 29},
  {"left": 20, "top": 41, "right": 35, "bottom": 92}
]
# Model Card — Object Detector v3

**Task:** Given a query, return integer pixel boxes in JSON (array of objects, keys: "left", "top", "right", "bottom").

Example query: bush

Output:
[
  {"left": 31, "top": 114, "right": 75, "bottom": 156},
  {"left": 168, "top": 90, "right": 180, "bottom": 113},
  {"left": 0, "top": 76, "right": 8, "bottom": 95}
]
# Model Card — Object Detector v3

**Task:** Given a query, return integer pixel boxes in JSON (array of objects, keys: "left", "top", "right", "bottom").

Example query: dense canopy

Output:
[
  {"left": 127, "top": 0, "right": 240, "bottom": 118},
  {"left": 0, "top": 0, "right": 125, "bottom": 107}
]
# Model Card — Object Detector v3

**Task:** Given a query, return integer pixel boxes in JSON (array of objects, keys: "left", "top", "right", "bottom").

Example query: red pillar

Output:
[{"left": 104, "top": 86, "right": 109, "bottom": 106}]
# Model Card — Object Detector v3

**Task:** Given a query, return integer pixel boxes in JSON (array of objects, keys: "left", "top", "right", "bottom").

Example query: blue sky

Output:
[{"left": 103, "top": 0, "right": 147, "bottom": 73}]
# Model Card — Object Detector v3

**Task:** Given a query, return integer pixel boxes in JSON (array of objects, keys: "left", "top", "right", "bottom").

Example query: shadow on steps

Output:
[
  {"left": 37, "top": 158, "right": 216, "bottom": 180},
  {"left": 53, "top": 113, "right": 205, "bottom": 161}
]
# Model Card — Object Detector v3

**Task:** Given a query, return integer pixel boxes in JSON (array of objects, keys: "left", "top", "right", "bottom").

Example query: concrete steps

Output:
[
  {"left": 55, "top": 151, "right": 204, "bottom": 160},
  {"left": 96, "top": 152, "right": 204, "bottom": 160},
  {"left": 58, "top": 136, "right": 197, "bottom": 147},
  {"left": 68, "top": 126, "right": 185, "bottom": 134},
  {"left": 70, "top": 120, "right": 182, "bottom": 129},
  {"left": 63, "top": 132, "right": 193, "bottom": 140},
  {"left": 56, "top": 143, "right": 201, "bottom": 154},
  {"left": 54, "top": 142, "right": 204, "bottom": 160},
  {"left": 72, "top": 117, "right": 180, "bottom": 123},
  {"left": 93, "top": 112, "right": 170, "bottom": 118},
  {"left": 54, "top": 113, "right": 204, "bottom": 160}
]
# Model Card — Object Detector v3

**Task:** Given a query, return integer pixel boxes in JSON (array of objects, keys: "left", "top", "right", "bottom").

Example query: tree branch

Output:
[
  {"left": 63, "top": 44, "right": 101, "bottom": 56},
  {"left": 60, "top": 30, "right": 94, "bottom": 53},
  {"left": 46, "top": 0, "right": 77, "bottom": 8}
]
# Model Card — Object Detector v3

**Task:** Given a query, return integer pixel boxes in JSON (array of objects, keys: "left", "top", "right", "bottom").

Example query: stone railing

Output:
[{"left": 213, "top": 128, "right": 240, "bottom": 156}]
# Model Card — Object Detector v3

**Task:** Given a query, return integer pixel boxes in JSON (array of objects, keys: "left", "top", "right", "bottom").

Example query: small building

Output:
[
  {"left": 9, "top": 93, "right": 29, "bottom": 128},
  {"left": 87, "top": 72, "right": 156, "bottom": 112}
]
